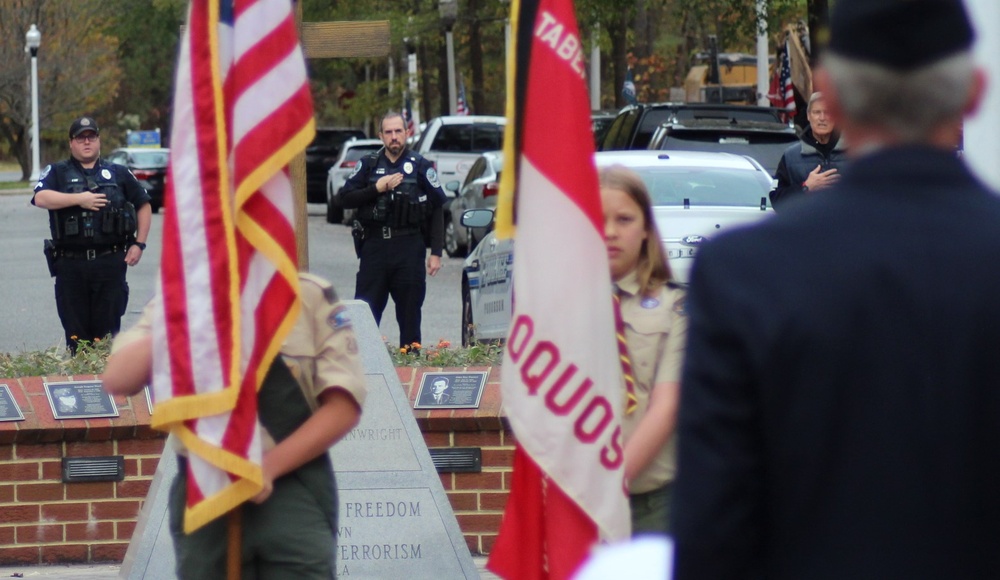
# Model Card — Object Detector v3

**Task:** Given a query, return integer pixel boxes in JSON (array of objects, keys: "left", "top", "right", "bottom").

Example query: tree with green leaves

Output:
[{"left": 101, "top": 0, "right": 187, "bottom": 142}]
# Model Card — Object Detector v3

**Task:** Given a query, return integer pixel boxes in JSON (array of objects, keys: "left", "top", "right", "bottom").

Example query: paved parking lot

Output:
[{"left": 0, "top": 194, "right": 465, "bottom": 354}]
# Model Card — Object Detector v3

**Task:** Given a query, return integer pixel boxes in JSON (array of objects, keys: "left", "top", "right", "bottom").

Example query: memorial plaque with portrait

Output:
[
  {"left": 413, "top": 371, "right": 488, "bottom": 409},
  {"left": 0, "top": 384, "right": 25, "bottom": 422},
  {"left": 44, "top": 380, "right": 119, "bottom": 420}
]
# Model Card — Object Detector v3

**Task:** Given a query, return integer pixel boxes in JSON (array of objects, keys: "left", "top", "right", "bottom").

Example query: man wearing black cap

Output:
[
  {"left": 32, "top": 116, "right": 151, "bottom": 353},
  {"left": 672, "top": 1, "right": 1000, "bottom": 578}
]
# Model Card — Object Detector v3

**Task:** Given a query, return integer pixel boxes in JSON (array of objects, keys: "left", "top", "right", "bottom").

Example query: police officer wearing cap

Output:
[
  {"left": 339, "top": 111, "right": 445, "bottom": 349},
  {"left": 32, "top": 116, "right": 151, "bottom": 353},
  {"left": 672, "top": 1, "right": 1000, "bottom": 578}
]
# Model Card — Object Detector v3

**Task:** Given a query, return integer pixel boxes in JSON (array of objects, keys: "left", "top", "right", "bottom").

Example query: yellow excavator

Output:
[{"left": 683, "top": 25, "right": 813, "bottom": 108}]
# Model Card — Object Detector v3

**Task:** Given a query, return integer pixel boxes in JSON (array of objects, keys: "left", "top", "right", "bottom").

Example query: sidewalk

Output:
[{"left": 0, "top": 557, "right": 500, "bottom": 579}]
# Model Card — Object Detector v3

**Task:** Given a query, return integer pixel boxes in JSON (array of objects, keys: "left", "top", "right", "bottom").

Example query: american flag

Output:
[
  {"left": 404, "top": 95, "right": 417, "bottom": 137},
  {"left": 769, "top": 40, "right": 796, "bottom": 120},
  {"left": 456, "top": 76, "right": 470, "bottom": 116},
  {"left": 487, "top": 0, "right": 630, "bottom": 576},
  {"left": 150, "top": 0, "right": 313, "bottom": 533}
]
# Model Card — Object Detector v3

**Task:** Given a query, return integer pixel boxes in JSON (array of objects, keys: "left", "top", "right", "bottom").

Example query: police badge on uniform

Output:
[
  {"left": 101, "top": 169, "right": 112, "bottom": 180},
  {"left": 427, "top": 167, "right": 441, "bottom": 189},
  {"left": 403, "top": 161, "right": 414, "bottom": 174},
  {"left": 349, "top": 159, "right": 363, "bottom": 178}
]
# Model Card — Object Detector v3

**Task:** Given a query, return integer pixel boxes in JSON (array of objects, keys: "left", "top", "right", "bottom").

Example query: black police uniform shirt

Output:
[
  {"left": 33, "top": 158, "right": 150, "bottom": 248},
  {"left": 340, "top": 147, "right": 447, "bottom": 254}
]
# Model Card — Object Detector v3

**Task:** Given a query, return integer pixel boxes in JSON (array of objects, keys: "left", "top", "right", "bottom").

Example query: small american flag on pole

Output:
[
  {"left": 456, "top": 76, "right": 470, "bottom": 116},
  {"left": 404, "top": 95, "right": 417, "bottom": 137},
  {"left": 769, "top": 40, "right": 796, "bottom": 122},
  {"left": 150, "top": 0, "right": 314, "bottom": 533}
]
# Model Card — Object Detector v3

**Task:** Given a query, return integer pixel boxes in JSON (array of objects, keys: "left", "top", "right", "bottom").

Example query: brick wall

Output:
[
  {"left": 0, "top": 375, "right": 164, "bottom": 565},
  {"left": 0, "top": 367, "right": 512, "bottom": 565},
  {"left": 399, "top": 366, "right": 512, "bottom": 556}
]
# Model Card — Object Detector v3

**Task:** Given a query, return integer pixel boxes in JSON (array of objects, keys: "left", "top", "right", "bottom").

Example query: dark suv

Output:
[
  {"left": 306, "top": 127, "right": 365, "bottom": 203},
  {"left": 599, "top": 103, "right": 787, "bottom": 148}
]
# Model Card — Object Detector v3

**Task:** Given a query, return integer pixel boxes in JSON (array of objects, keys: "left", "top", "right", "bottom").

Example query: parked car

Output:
[
  {"left": 598, "top": 102, "right": 787, "bottom": 152},
  {"left": 413, "top": 115, "right": 506, "bottom": 189},
  {"left": 591, "top": 110, "right": 618, "bottom": 148},
  {"left": 460, "top": 149, "right": 775, "bottom": 345},
  {"left": 443, "top": 151, "right": 503, "bottom": 257},
  {"left": 106, "top": 147, "right": 170, "bottom": 213},
  {"left": 306, "top": 127, "right": 365, "bottom": 203},
  {"left": 647, "top": 113, "right": 798, "bottom": 175},
  {"left": 325, "top": 138, "right": 383, "bottom": 224}
]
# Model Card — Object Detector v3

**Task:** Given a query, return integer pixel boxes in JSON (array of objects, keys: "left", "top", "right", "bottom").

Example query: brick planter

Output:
[{"left": 0, "top": 367, "right": 511, "bottom": 566}]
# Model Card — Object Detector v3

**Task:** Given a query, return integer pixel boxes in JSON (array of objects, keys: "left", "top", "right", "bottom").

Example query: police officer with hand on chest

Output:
[
  {"left": 32, "top": 116, "right": 151, "bottom": 353},
  {"left": 338, "top": 111, "right": 445, "bottom": 349}
]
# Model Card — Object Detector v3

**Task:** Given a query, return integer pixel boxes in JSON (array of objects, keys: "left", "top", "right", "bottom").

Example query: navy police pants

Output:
[
  {"left": 53, "top": 249, "right": 128, "bottom": 352},
  {"left": 355, "top": 233, "right": 426, "bottom": 348}
]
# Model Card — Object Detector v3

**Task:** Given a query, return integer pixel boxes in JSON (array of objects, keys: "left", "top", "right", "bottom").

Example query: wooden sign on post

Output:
[{"left": 291, "top": 7, "right": 391, "bottom": 270}]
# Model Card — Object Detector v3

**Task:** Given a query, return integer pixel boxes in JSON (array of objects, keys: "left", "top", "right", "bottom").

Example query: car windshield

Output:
[
  {"left": 308, "top": 130, "right": 364, "bottom": 152},
  {"left": 658, "top": 131, "right": 798, "bottom": 174},
  {"left": 632, "top": 166, "right": 770, "bottom": 207},
  {"left": 344, "top": 145, "right": 381, "bottom": 161},
  {"left": 129, "top": 151, "right": 169, "bottom": 167},
  {"left": 432, "top": 124, "right": 504, "bottom": 153}
]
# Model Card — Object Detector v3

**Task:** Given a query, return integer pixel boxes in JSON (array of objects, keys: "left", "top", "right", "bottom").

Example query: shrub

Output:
[
  {"left": 0, "top": 337, "right": 503, "bottom": 378},
  {"left": 389, "top": 339, "right": 504, "bottom": 367},
  {"left": 0, "top": 338, "right": 110, "bottom": 378}
]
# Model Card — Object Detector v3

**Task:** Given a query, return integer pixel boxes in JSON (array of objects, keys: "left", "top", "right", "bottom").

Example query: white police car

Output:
[{"left": 460, "top": 150, "right": 775, "bottom": 346}]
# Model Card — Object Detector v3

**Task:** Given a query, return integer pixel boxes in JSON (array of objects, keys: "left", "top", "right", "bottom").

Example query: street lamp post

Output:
[
  {"left": 25, "top": 24, "right": 41, "bottom": 183},
  {"left": 439, "top": 0, "right": 458, "bottom": 115}
]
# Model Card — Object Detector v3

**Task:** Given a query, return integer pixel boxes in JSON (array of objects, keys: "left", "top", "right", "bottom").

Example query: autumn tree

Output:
[
  {"left": 0, "top": 0, "right": 123, "bottom": 180},
  {"left": 101, "top": 0, "right": 187, "bottom": 141}
]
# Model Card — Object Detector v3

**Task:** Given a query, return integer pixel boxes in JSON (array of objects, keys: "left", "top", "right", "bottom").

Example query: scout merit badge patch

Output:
[{"left": 329, "top": 305, "right": 352, "bottom": 330}]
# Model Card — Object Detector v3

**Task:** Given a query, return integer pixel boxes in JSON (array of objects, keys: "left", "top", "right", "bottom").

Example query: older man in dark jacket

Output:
[
  {"left": 672, "top": 1, "right": 1000, "bottom": 579},
  {"left": 769, "top": 92, "right": 848, "bottom": 210}
]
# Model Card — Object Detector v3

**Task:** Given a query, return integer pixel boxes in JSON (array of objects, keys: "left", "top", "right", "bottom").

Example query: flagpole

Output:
[
  {"left": 756, "top": 0, "right": 769, "bottom": 106},
  {"left": 227, "top": 509, "right": 242, "bottom": 580}
]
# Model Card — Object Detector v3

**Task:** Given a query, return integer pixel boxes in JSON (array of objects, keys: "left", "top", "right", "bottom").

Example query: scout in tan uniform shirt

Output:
[
  {"left": 104, "top": 273, "right": 366, "bottom": 579},
  {"left": 600, "top": 166, "right": 688, "bottom": 536}
]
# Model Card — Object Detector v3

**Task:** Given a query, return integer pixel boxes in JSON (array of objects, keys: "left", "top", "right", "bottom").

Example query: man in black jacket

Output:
[
  {"left": 672, "top": 1, "right": 1000, "bottom": 578},
  {"left": 338, "top": 111, "right": 445, "bottom": 348},
  {"left": 770, "top": 91, "right": 848, "bottom": 210}
]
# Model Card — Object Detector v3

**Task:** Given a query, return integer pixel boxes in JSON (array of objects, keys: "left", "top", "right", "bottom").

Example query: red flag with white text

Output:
[
  {"left": 487, "top": 0, "right": 631, "bottom": 577},
  {"left": 149, "top": 0, "right": 313, "bottom": 532}
]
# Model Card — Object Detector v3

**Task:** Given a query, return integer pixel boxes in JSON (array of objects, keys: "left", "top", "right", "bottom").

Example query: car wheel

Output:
[
  {"left": 462, "top": 280, "right": 476, "bottom": 347},
  {"left": 444, "top": 218, "right": 467, "bottom": 258},
  {"left": 326, "top": 195, "right": 342, "bottom": 224}
]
